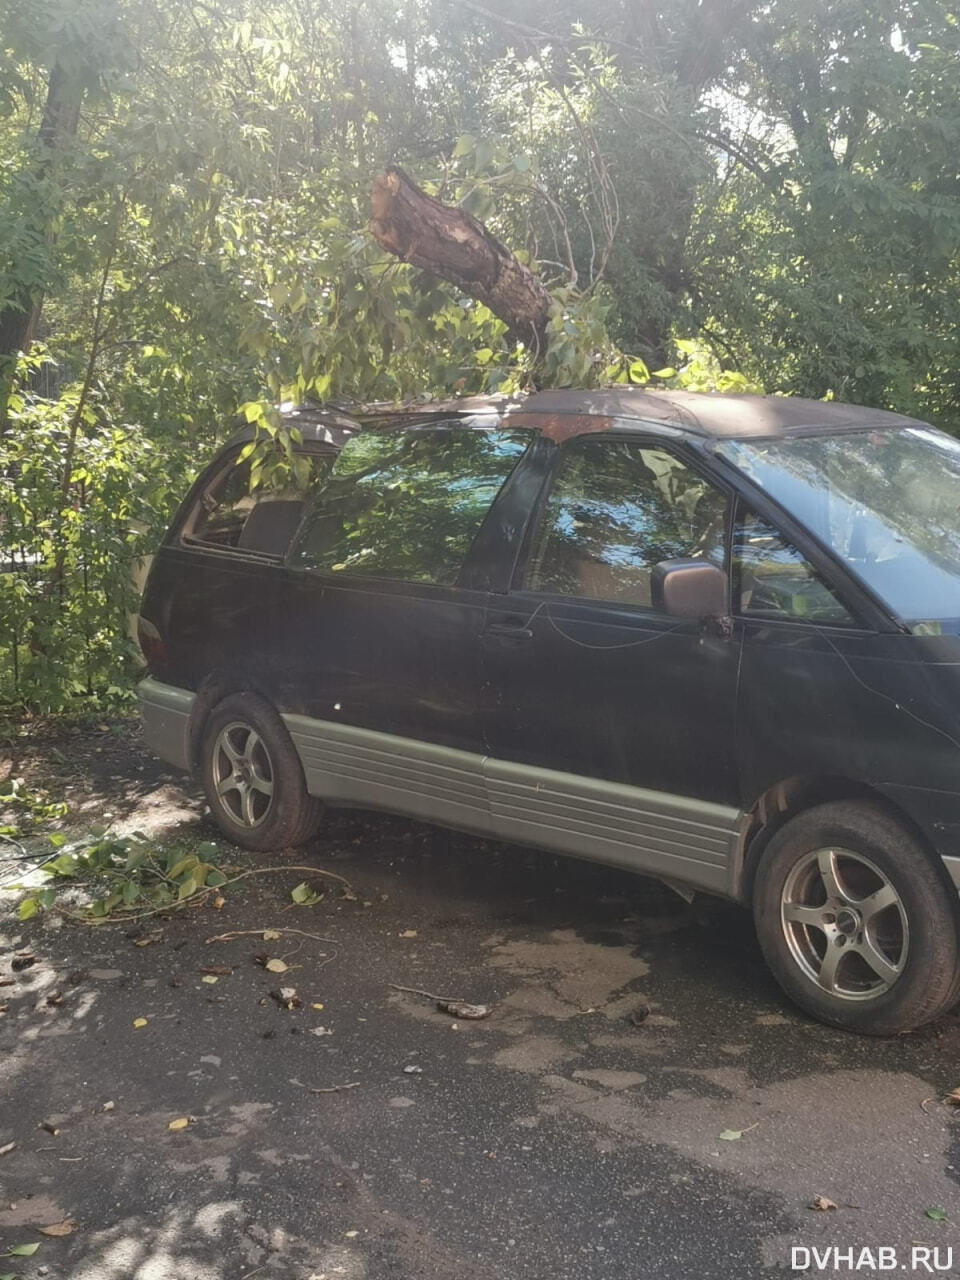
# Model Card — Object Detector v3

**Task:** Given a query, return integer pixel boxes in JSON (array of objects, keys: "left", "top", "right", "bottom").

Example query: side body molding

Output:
[{"left": 283, "top": 715, "right": 741, "bottom": 896}]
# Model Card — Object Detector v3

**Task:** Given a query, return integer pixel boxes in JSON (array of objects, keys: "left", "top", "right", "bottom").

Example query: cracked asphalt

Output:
[{"left": 1, "top": 724, "right": 959, "bottom": 1279}]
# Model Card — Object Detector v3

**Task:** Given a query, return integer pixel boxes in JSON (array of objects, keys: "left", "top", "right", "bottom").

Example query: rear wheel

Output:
[
  {"left": 200, "top": 691, "right": 322, "bottom": 850},
  {"left": 753, "top": 801, "right": 960, "bottom": 1035}
]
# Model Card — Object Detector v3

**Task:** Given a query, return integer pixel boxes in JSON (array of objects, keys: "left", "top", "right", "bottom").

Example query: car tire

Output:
[
  {"left": 753, "top": 800, "right": 960, "bottom": 1035},
  {"left": 199, "top": 691, "right": 323, "bottom": 851}
]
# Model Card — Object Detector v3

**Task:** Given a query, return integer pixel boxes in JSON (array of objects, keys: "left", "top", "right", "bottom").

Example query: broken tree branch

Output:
[{"left": 369, "top": 165, "right": 553, "bottom": 358}]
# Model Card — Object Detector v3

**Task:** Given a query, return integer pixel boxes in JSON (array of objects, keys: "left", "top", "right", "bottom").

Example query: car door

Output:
[
  {"left": 278, "top": 423, "right": 532, "bottom": 833},
  {"left": 479, "top": 432, "right": 744, "bottom": 892}
]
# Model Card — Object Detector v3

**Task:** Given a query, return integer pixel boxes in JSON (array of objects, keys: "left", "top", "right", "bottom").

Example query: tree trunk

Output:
[
  {"left": 369, "top": 165, "right": 552, "bottom": 357},
  {"left": 0, "top": 61, "right": 83, "bottom": 370}
]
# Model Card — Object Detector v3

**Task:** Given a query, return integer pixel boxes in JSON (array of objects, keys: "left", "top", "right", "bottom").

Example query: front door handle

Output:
[{"left": 484, "top": 619, "right": 534, "bottom": 644}]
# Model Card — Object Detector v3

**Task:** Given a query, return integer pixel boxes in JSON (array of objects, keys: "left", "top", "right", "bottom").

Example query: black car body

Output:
[{"left": 138, "top": 389, "right": 960, "bottom": 1034}]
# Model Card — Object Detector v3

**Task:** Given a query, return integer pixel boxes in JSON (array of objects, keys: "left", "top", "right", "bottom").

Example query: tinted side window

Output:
[
  {"left": 734, "top": 509, "right": 854, "bottom": 625},
  {"left": 292, "top": 429, "right": 529, "bottom": 586},
  {"left": 187, "top": 450, "right": 334, "bottom": 555},
  {"left": 525, "top": 438, "right": 728, "bottom": 607}
]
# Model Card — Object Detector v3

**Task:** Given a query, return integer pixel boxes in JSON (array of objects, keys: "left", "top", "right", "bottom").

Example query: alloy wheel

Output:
[
  {"left": 780, "top": 847, "right": 908, "bottom": 1000},
  {"left": 212, "top": 720, "right": 275, "bottom": 828}
]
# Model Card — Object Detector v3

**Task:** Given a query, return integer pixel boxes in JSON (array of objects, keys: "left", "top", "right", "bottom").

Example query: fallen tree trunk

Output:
[{"left": 369, "top": 165, "right": 552, "bottom": 358}]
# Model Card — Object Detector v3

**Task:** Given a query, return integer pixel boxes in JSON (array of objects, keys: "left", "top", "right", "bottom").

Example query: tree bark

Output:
[
  {"left": 0, "top": 61, "right": 83, "bottom": 369},
  {"left": 369, "top": 165, "right": 552, "bottom": 357}
]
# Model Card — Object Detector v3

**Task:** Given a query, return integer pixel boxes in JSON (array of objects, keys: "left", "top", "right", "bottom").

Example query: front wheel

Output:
[
  {"left": 199, "top": 691, "right": 323, "bottom": 850},
  {"left": 753, "top": 801, "right": 960, "bottom": 1035}
]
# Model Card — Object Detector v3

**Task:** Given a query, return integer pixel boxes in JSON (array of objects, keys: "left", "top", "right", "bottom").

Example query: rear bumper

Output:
[{"left": 138, "top": 677, "right": 196, "bottom": 772}]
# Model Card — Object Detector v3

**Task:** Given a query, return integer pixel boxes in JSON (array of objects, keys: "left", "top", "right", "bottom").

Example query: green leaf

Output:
[
  {"left": 719, "top": 1123, "right": 758, "bottom": 1141},
  {"left": 925, "top": 1207, "right": 948, "bottom": 1222},
  {"left": 628, "top": 359, "right": 649, "bottom": 384},
  {"left": 178, "top": 876, "right": 199, "bottom": 901},
  {"left": 18, "top": 897, "right": 38, "bottom": 921},
  {"left": 650, "top": 367, "right": 676, "bottom": 379},
  {"left": 205, "top": 869, "right": 227, "bottom": 888},
  {"left": 8, "top": 1242, "right": 40, "bottom": 1256},
  {"left": 291, "top": 881, "right": 320, "bottom": 905}
]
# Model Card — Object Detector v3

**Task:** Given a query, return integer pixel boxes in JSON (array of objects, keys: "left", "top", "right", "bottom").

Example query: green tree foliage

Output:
[{"left": 0, "top": 0, "right": 957, "bottom": 711}]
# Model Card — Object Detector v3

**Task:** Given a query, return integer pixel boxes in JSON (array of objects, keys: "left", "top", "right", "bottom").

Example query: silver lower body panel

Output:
[{"left": 138, "top": 677, "right": 196, "bottom": 772}]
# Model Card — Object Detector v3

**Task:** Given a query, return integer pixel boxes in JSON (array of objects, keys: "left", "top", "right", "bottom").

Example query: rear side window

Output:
[
  {"left": 185, "top": 450, "right": 334, "bottom": 556},
  {"left": 525, "top": 438, "right": 728, "bottom": 607},
  {"left": 291, "top": 428, "right": 528, "bottom": 585}
]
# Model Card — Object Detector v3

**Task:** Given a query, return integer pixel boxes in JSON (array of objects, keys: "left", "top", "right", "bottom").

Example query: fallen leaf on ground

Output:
[
  {"left": 311, "top": 1002, "right": 324, "bottom": 1010},
  {"left": 7, "top": 1243, "right": 39, "bottom": 1256},
  {"left": 201, "top": 975, "right": 219, "bottom": 984},
  {"left": 38, "top": 1219, "right": 74, "bottom": 1237},
  {"left": 942, "top": 1088, "right": 960, "bottom": 1107},
  {"left": 168, "top": 1117, "right": 190, "bottom": 1132},
  {"left": 132, "top": 1018, "right": 148, "bottom": 1029},
  {"left": 263, "top": 930, "right": 281, "bottom": 940},
  {"left": 270, "top": 987, "right": 301, "bottom": 1009},
  {"left": 265, "top": 958, "right": 288, "bottom": 974},
  {"left": 437, "top": 1000, "right": 493, "bottom": 1020},
  {"left": 345, "top": 1229, "right": 359, "bottom": 1237},
  {"left": 925, "top": 1207, "right": 948, "bottom": 1222},
  {"left": 719, "top": 1124, "right": 758, "bottom": 1141},
  {"left": 810, "top": 1195, "right": 837, "bottom": 1211},
  {"left": 399, "top": 930, "right": 418, "bottom": 939}
]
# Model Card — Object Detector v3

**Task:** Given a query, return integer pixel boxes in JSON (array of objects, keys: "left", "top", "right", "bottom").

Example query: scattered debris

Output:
[
  {"left": 201, "top": 975, "right": 219, "bottom": 984},
  {"left": 310, "top": 1082, "right": 360, "bottom": 1094},
  {"left": 39, "top": 1122, "right": 59, "bottom": 1137},
  {"left": 199, "top": 966, "right": 232, "bottom": 977},
  {"left": 629, "top": 1005, "right": 650, "bottom": 1026},
  {"left": 403, "top": 1065, "right": 423, "bottom": 1074},
  {"left": 437, "top": 1000, "right": 493, "bottom": 1020},
  {"left": 399, "top": 930, "right": 418, "bottom": 939},
  {"left": 265, "top": 959, "right": 289, "bottom": 974},
  {"left": 132, "top": 1018, "right": 148, "bottom": 1029},
  {"left": 11, "top": 954, "right": 35, "bottom": 972},
  {"left": 206, "top": 928, "right": 333, "bottom": 945},
  {"left": 810, "top": 1195, "right": 837, "bottom": 1211},
  {"left": 168, "top": 1117, "right": 191, "bottom": 1132},
  {"left": 311, "top": 1002, "right": 324, "bottom": 1011},
  {"left": 38, "top": 1220, "right": 74, "bottom": 1237},
  {"left": 389, "top": 982, "right": 496, "bottom": 1020},
  {"left": 67, "top": 970, "right": 87, "bottom": 985},
  {"left": 0, "top": 1141, "right": 16, "bottom": 1157},
  {"left": 101, "top": 1102, "right": 115, "bottom": 1113},
  {"left": 270, "top": 987, "right": 301, "bottom": 1010},
  {"left": 310, "top": 1026, "right": 333, "bottom": 1037},
  {"left": 45, "top": 991, "right": 63, "bottom": 1007},
  {"left": 942, "top": 1087, "right": 960, "bottom": 1108},
  {"left": 719, "top": 1124, "right": 758, "bottom": 1141},
  {"left": 0, "top": 977, "right": 14, "bottom": 987},
  {"left": 131, "top": 929, "right": 164, "bottom": 948}
]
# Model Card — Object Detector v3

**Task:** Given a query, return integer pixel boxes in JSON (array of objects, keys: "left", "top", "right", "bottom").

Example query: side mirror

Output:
[{"left": 651, "top": 558, "right": 728, "bottom": 620}]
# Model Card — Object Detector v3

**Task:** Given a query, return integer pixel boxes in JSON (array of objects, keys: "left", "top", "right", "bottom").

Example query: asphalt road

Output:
[{"left": 1, "top": 728, "right": 959, "bottom": 1279}]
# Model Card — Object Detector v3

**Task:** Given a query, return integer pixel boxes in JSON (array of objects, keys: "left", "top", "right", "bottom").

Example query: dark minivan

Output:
[{"left": 138, "top": 388, "right": 960, "bottom": 1035}]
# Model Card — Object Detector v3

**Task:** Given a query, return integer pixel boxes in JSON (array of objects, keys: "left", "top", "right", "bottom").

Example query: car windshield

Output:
[{"left": 716, "top": 425, "right": 960, "bottom": 632}]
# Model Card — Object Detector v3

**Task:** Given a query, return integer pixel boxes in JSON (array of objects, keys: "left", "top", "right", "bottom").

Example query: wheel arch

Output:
[
  {"left": 732, "top": 774, "right": 954, "bottom": 905},
  {"left": 186, "top": 669, "right": 281, "bottom": 771}
]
